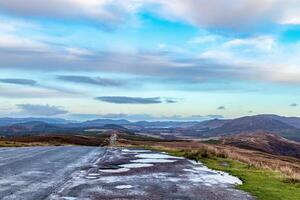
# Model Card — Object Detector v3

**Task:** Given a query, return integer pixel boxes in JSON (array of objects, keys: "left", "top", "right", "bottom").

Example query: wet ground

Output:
[{"left": 0, "top": 147, "right": 255, "bottom": 200}]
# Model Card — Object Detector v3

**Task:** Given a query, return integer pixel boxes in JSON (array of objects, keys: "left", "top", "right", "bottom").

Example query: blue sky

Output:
[{"left": 0, "top": 0, "right": 300, "bottom": 121}]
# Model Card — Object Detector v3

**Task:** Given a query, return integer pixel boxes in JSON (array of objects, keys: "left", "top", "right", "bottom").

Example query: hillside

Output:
[
  {"left": 211, "top": 116, "right": 294, "bottom": 134},
  {"left": 185, "top": 115, "right": 300, "bottom": 141},
  {"left": 0, "top": 121, "right": 64, "bottom": 136},
  {"left": 221, "top": 132, "right": 300, "bottom": 159}
]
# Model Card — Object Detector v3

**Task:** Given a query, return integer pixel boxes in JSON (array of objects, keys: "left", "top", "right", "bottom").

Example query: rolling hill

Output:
[{"left": 221, "top": 132, "right": 300, "bottom": 159}]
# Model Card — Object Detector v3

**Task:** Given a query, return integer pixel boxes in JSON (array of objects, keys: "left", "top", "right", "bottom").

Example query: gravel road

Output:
[{"left": 0, "top": 147, "right": 255, "bottom": 200}]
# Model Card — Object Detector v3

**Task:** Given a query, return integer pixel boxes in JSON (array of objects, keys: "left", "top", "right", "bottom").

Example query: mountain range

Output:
[{"left": 0, "top": 114, "right": 299, "bottom": 141}]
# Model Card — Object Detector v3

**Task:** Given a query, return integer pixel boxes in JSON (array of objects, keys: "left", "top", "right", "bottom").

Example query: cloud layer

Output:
[
  {"left": 58, "top": 75, "right": 122, "bottom": 87},
  {"left": 0, "top": 0, "right": 299, "bottom": 29},
  {"left": 95, "top": 96, "right": 162, "bottom": 104},
  {"left": 17, "top": 104, "right": 68, "bottom": 116},
  {"left": 0, "top": 78, "right": 37, "bottom": 86}
]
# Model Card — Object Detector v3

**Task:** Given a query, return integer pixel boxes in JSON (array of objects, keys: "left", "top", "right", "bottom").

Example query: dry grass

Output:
[
  {"left": 119, "top": 139, "right": 300, "bottom": 181},
  {"left": 0, "top": 140, "right": 48, "bottom": 147}
]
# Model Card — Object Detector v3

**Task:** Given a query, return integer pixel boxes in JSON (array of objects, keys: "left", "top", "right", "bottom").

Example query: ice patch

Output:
[
  {"left": 184, "top": 163, "right": 242, "bottom": 185},
  {"left": 135, "top": 153, "right": 183, "bottom": 159},
  {"left": 115, "top": 185, "right": 133, "bottom": 189},
  {"left": 167, "top": 177, "right": 182, "bottom": 182},
  {"left": 120, "top": 163, "right": 153, "bottom": 169},
  {"left": 88, "top": 173, "right": 100, "bottom": 176},
  {"left": 62, "top": 197, "right": 77, "bottom": 200},
  {"left": 85, "top": 176, "right": 98, "bottom": 179},
  {"left": 131, "top": 158, "right": 177, "bottom": 163},
  {"left": 124, "top": 149, "right": 152, "bottom": 153},
  {"left": 99, "top": 168, "right": 130, "bottom": 173}
]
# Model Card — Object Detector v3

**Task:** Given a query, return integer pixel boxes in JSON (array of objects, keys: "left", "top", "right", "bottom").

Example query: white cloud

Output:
[
  {"left": 1, "top": 0, "right": 300, "bottom": 29},
  {"left": 0, "top": 0, "right": 142, "bottom": 25},
  {"left": 0, "top": 85, "right": 67, "bottom": 98},
  {"left": 17, "top": 104, "right": 68, "bottom": 116},
  {"left": 147, "top": 0, "right": 300, "bottom": 29},
  {"left": 188, "top": 35, "right": 222, "bottom": 45},
  {"left": 0, "top": 33, "right": 47, "bottom": 51},
  {"left": 224, "top": 36, "right": 276, "bottom": 52}
]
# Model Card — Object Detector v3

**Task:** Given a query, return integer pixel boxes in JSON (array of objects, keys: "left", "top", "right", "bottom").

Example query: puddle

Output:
[
  {"left": 88, "top": 173, "right": 100, "bottom": 176},
  {"left": 99, "top": 168, "right": 130, "bottom": 173},
  {"left": 131, "top": 158, "right": 177, "bottom": 163},
  {"left": 122, "top": 149, "right": 151, "bottom": 153},
  {"left": 135, "top": 153, "right": 183, "bottom": 159},
  {"left": 115, "top": 185, "right": 133, "bottom": 189},
  {"left": 99, "top": 165, "right": 120, "bottom": 170},
  {"left": 62, "top": 197, "right": 77, "bottom": 200},
  {"left": 184, "top": 164, "right": 242, "bottom": 185},
  {"left": 119, "top": 163, "right": 153, "bottom": 169},
  {"left": 85, "top": 176, "right": 98, "bottom": 179}
]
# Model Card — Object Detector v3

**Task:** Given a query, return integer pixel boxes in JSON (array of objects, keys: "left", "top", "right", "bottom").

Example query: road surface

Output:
[{"left": 0, "top": 147, "right": 255, "bottom": 200}]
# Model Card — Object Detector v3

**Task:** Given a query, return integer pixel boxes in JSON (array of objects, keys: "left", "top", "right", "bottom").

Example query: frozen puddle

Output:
[
  {"left": 88, "top": 173, "right": 100, "bottom": 176},
  {"left": 62, "top": 197, "right": 77, "bottom": 200},
  {"left": 122, "top": 149, "right": 151, "bottom": 153},
  {"left": 120, "top": 163, "right": 154, "bottom": 169},
  {"left": 85, "top": 176, "right": 98, "bottom": 179},
  {"left": 86, "top": 150, "right": 241, "bottom": 187},
  {"left": 99, "top": 168, "right": 130, "bottom": 173},
  {"left": 135, "top": 153, "right": 183, "bottom": 159},
  {"left": 132, "top": 158, "right": 177, "bottom": 163},
  {"left": 184, "top": 161, "right": 242, "bottom": 185},
  {"left": 115, "top": 185, "right": 133, "bottom": 189}
]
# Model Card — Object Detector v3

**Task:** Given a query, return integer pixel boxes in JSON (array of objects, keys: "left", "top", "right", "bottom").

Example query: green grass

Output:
[
  {"left": 149, "top": 147, "right": 300, "bottom": 200},
  {"left": 200, "top": 157, "right": 300, "bottom": 200}
]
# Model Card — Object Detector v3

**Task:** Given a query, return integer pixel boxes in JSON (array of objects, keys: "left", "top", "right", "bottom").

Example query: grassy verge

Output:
[
  {"left": 146, "top": 146, "right": 300, "bottom": 200},
  {"left": 202, "top": 157, "right": 300, "bottom": 200}
]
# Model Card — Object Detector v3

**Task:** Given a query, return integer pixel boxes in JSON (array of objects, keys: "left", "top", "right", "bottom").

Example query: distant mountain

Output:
[
  {"left": 210, "top": 116, "right": 295, "bottom": 135},
  {"left": 1, "top": 114, "right": 300, "bottom": 141},
  {"left": 185, "top": 115, "right": 300, "bottom": 141},
  {"left": 256, "top": 114, "right": 300, "bottom": 129},
  {"left": 0, "top": 121, "right": 63, "bottom": 136},
  {"left": 0, "top": 120, "right": 132, "bottom": 137},
  {"left": 0, "top": 117, "right": 74, "bottom": 126},
  {"left": 191, "top": 119, "right": 230, "bottom": 130},
  {"left": 131, "top": 121, "right": 199, "bottom": 128},
  {"left": 76, "top": 119, "right": 130, "bottom": 128},
  {"left": 221, "top": 132, "right": 300, "bottom": 159}
]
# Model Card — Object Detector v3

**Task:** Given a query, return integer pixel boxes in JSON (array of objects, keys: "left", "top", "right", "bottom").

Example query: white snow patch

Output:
[
  {"left": 125, "top": 149, "right": 152, "bottom": 153},
  {"left": 185, "top": 163, "right": 242, "bottom": 185},
  {"left": 99, "top": 168, "right": 130, "bottom": 173},
  {"left": 85, "top": 176, "right": 98, "bottom": 179},
  {"left": 88, "top": 173, "right": 100, "bottom": 176},
  {"left": 135, "top": 153, "right": 183, "bottom": 159},
  {"left": 167, "top": 177, "right": 182, "bottom": 182},
  {"left": 115, "top": 185, "right": 133, "bottom": 189},
  {"left": 131, "top": 158, "right": 177, "bottom": 163},
  {"left": 62, "top": 197, "right": 77, "bottom": 200},
  {"left": 120, "top": 163, "right": 153, "bottom": 169}
]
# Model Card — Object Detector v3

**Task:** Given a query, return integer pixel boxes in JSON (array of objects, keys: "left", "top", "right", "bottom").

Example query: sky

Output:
[{"left": 0, "top": 0, "right": 300, "bottom": 121}]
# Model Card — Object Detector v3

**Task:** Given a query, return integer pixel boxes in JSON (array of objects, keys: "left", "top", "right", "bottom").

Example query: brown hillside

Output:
[{"left": 221, "top": 132, "right": 300, "bottom": 159}]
